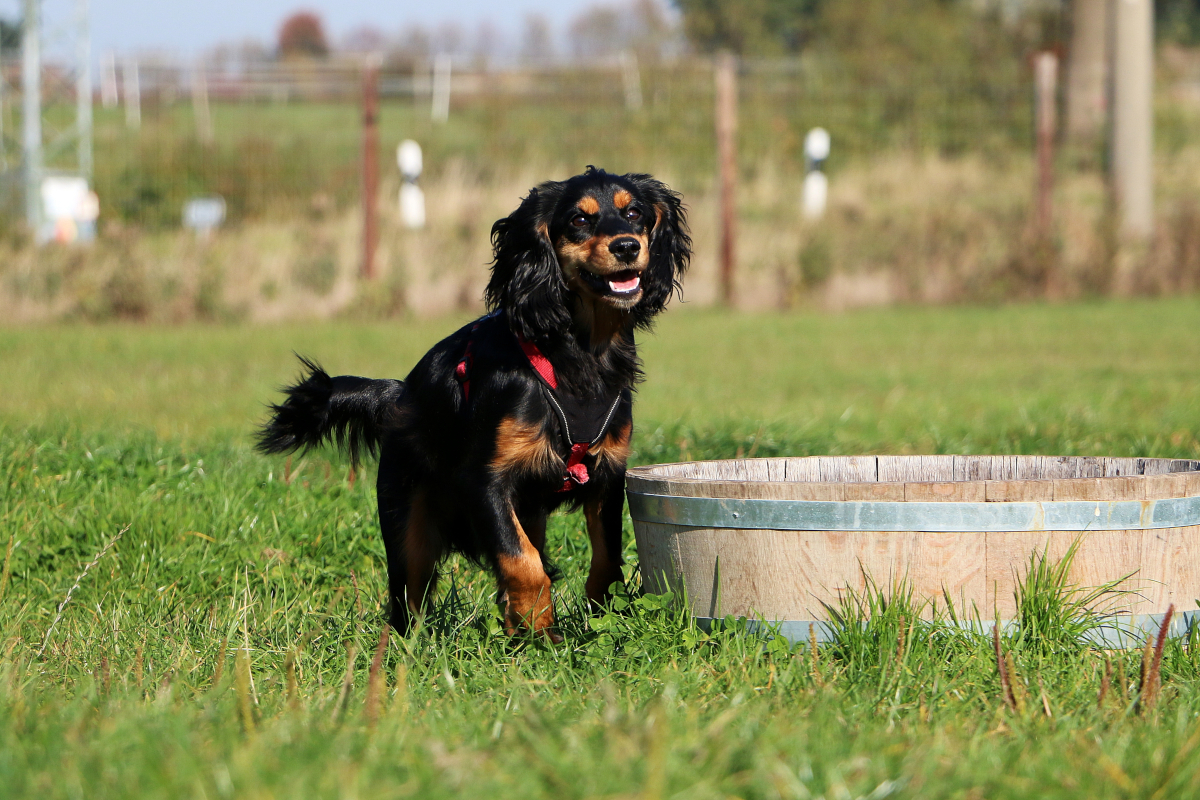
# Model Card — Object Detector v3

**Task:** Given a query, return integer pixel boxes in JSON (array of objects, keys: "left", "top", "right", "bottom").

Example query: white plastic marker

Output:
[
  {"left": 398, "top": 140, "right": 426, "bottom": 229},
  {"left": 803, "top": 127, "right": 830, "bottom": 220},
  {"left": 183, "top": 196, "right": 226, "bottom": 240},
  {"left": 40, "top": 176, "right": 98, "bottom": 244}
]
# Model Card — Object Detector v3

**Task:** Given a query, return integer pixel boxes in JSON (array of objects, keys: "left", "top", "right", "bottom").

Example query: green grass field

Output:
[{"left": 3, "top": 300, "right": 1200, "bottom": 798}]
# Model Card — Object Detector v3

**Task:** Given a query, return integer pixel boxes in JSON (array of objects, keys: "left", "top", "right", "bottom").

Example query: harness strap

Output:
[
  {"left": 562, "top": 443, "right": 591, "bottom": 492},
  {"left": 517, "top": 335, "right": 624, "bottom": 492},
  {"left": 518, "top": 338, "right": 557, "bottom": 390},
  {"left": 453, "top": 314, "right": 496, "bottom": 401},
  {"left": 455, "top": 315, "right": 622, "bottom": 493}
]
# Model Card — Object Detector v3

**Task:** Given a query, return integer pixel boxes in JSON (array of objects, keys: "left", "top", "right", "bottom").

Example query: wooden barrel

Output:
[{"left": 626, "top": 456, "right": 1200, "bottom": 643}]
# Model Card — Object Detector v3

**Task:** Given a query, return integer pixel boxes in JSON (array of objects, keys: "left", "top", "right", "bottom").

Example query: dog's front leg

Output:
[
  {"left": 584, "top": 472, "right": 627, "bottom": 610},
  {"left": 476, "top": 490, "right": 559, "bottom": 641}
]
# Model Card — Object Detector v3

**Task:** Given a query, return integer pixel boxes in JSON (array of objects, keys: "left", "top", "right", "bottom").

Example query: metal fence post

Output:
[
  {"left": 361, "top": 56, "right": 380, "bottom": 280},
  {"left": 715, "top": 52, "right": 738, "bottom": 307}
]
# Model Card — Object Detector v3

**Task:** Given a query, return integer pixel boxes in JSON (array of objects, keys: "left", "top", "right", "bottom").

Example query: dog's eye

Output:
[
  {"left": 624, "top": 208, "right": 642, "bottom": 222},
  {"left": 570, "top": 214, "right": 590, "bottom": 228}
]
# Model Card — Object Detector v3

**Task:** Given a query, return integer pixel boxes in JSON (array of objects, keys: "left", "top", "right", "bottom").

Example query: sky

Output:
[{"left": 1, "top": 0, "right": 601, "bottom": 57}]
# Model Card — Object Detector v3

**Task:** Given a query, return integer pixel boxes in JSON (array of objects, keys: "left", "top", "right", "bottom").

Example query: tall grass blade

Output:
[
  {"left": 1138, "top": 604, "right": 1174, "bottom": 714},
  {"left": 364, "top": 625, "right": 391, "bottom": 726},
  {"left": 37, "top": 525, "right": 129, "bottom": 657},
  {"left": 994, "top": 624, "right": 1016, "bottom": 712},
  {"left": 235, "top": 646, "right": 255, "bottom": 734}
]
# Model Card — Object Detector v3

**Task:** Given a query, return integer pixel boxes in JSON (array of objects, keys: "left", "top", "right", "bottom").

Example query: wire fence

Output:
[
  {"left": 1, "top": 52, "right": 1199, "bottom": 318},
  {"left": 1, "top": 53, "right": 1055, "bottom": 227}
]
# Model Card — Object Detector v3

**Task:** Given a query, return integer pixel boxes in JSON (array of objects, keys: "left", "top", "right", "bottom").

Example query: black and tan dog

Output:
[{"left": 257, "top": 167, "right": 690, "bottom": 641}]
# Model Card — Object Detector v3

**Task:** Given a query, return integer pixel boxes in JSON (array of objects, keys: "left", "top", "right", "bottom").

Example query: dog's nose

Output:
[{"left": 609, "top": 237, "right": 641, "bottom": 263}]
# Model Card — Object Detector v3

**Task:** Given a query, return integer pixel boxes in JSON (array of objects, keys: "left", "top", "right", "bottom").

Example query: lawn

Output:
[{"left": 2, "top": 299, "right": 1200, "bottom": 799}]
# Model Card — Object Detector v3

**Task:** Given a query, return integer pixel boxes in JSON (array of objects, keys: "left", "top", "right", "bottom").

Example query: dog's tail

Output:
[{"left": 256, "top": 356, "right": 405, "bottom": 464}]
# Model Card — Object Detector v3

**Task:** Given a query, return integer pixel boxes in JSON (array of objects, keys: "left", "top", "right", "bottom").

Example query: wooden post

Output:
[
  {"left": 21, "top": 0, "right": 42, "bottom": 233},
  {"left": 1034, "top": 52, "right": 1058, "bottom": 235},
  {"left": 715, "top": 52, "right": 738, "bottom": 306},
  {"left": 101, "top": 52, "right": 118, "bottom": 108},
  {"left": 192, "top": 61, "right": 213, "bottom": 144},
  {"left": 361, "top": 58, "right": 380, "bottom": 280},
  {"left": 431, "top": 54, "right": 451, "bottom": 123},
  {"left": 1066, "top": 0, "right": 1108, "bottom": 143},
  {"left": 1111, "top": 0, "right": 1154, "bottom": 239},
  {"left": 123, "top": 56, "right": 140, "bottom": 129}
]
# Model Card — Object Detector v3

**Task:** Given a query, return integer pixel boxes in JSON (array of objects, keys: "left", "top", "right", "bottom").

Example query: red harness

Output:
[{"left": 455, "top": 317, "right": 619, "bottom": 492}]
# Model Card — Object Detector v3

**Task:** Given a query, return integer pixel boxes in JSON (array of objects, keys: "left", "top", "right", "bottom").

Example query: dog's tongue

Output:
[{"left": 609, "top": 271, "right": 641, "bottom": 293}]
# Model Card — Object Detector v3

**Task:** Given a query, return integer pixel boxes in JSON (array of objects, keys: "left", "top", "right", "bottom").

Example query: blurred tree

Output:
[
  {"left": 673, "top": 0, "right": 821, "bottom": 55},
  {"left": 807, "top": 0, "right": 1061, "bottom": 88},
  {"left": 674, "top": 0, "right": 1068, "bottom": 60},
  {"left": 520, "top": 15, "right": 556, "bottom": 64},
  {"left": 1, "top": 17, "right": 20, "bottom": 51},
  {"left": 571, "top": 6, "right": 623, "bottom": 58},
  {"left": 569, "top": 1, "right": 679, "bottom": 61},
  {"left": 278, "top": 12, "right": 330, "bottom": 59},
  {"left": 1158, "top": 0, "right": 1200, "bottom": 42},
  {"left": 383, "top": 25, "right": 431, "bottom": 71},
  {"left": 340, "top": 25, "right": 388, "bottom": 55},
  {"left": 815, "top": 0, "right": 996, "bottom": 77},
  {"left": 433, "top": 22, "right": 466, "bottom": 57},
  {"left": 470, "top": 21, "right": 503, "bottom": 70}
]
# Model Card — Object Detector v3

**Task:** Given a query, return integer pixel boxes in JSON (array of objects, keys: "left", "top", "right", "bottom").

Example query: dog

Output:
[{"left": 257, "top": 167, "right": 690, "bottom": 641}]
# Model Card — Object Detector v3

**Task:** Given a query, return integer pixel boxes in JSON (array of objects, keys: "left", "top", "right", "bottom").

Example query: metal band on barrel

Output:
[
  {"left": 695, "top": 610, "right": 1200, "bottom": 647},
  {"left": 626, "top": 491, "right": 1200, "bottom": 533}
]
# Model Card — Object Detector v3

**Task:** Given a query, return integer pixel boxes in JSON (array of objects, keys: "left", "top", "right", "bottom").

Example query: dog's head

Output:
[{"left": 487, "top": 167, "right": 690, "bottom": 341}]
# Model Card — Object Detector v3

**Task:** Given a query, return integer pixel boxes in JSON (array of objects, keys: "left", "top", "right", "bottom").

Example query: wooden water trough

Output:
[{"left": 626, "top": 456, "right": 1200, "bottom": 644}]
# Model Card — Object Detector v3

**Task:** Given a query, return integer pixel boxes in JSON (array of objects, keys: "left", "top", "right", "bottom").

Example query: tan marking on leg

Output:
[
  {"left": 577, "top": 195, "right": 600, "bottom": 215},
  {"left": 590, "top": 420, "right": 632, "bottom": 471},
  {"left": 403, "top": 489, "right": 439, "bottom": 618},
  {"left": 584, "top": 499, "right": 624, "bottom": 608},
  {"left": 613, "top": 189, "right": 633, "bottom": 209},
  {"left": 497, "top": 509, "right": 557, "bottom": 638},
  {"left": 491, "top": 418, "right": 560, "bottom": 479}
]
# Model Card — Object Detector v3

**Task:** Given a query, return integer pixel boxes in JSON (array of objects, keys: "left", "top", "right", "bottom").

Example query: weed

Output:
[{"left": 1010, "top": 539, "right": 1132, "bottom": 658}]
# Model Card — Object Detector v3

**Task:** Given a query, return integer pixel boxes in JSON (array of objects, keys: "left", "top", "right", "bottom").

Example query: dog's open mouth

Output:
[{"left": 579, "top": 268, "right": 642, "bottom": 296}]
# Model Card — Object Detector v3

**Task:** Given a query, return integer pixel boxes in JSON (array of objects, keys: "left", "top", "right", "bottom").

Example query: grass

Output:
[{"left": 3, "top": 300, "right": 1200, "bottom": 798}]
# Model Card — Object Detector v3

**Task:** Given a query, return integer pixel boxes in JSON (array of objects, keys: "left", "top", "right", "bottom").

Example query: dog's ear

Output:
[
  {"left": 631, "top": 175, "right": 691, "bottom": 323},
  {"left": 487, "top": 183, "right": 572, "bottom": 341}
]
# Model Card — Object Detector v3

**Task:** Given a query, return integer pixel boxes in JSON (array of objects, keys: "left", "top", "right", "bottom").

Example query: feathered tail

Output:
[{"left": 256, "top": 356, "right": 405, "bottom": 464}]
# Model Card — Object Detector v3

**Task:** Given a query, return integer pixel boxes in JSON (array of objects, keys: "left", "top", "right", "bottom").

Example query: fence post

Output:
[
  {"left": 123, "top": 57, "right": 140, "bottom": 129},
  {"left": 192, "top": 61, "right": 213, "bottom": 143},
  {"left": 75, "top": 0, "right": 92, "bottom": 181},
  {"left": 1066, "top": 0, "right": 1108, "bottom": 143},
  {"left": 715, "top": 52, "right": 738, "bottom": 307},
  {"left": 1034, "top": 51, "right": 1057, "bottom": 236},
  {"left": 361, "top": 57, "right": 380, "bottom": 280},
  {"left": 22, "top": 0, "right": 42, "bottom": 234},
  {"left": 101, "top": 52, "right": 118, "bottom": 108},
  {"left": 1110, "top": 0, "right": 1154, "bottom": 239},
  {"left": 431, "top": 54, "right": 451, "bottom": 123}
]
